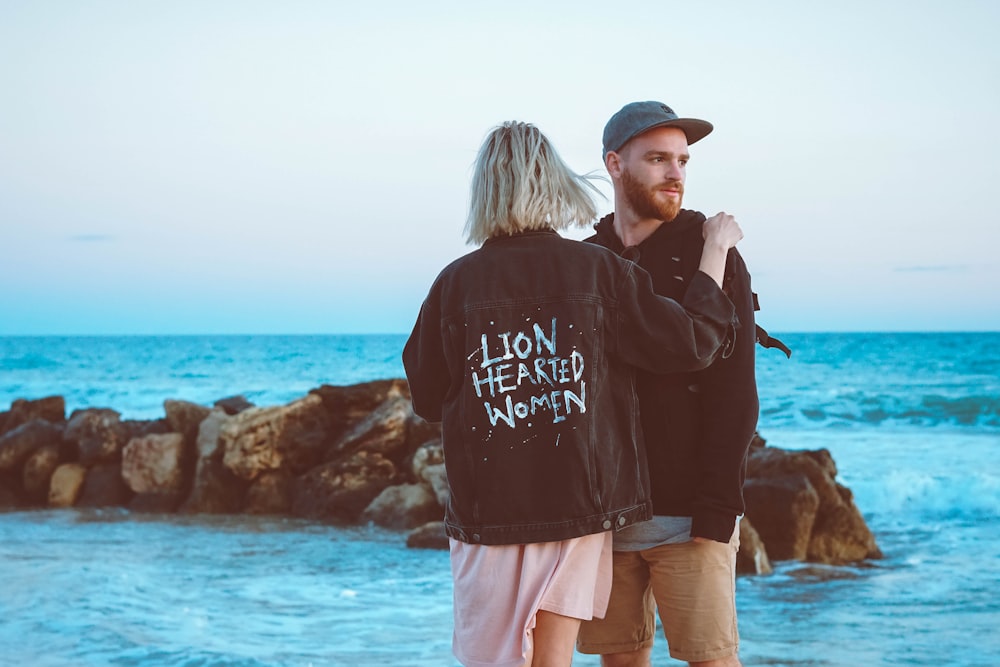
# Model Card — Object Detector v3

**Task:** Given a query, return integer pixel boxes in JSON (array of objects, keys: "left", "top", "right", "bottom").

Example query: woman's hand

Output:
[
  {"left": 698, "top": 212, "right": 744, "bottom": 287},
  {"left": 702, "top": 211, "right": 743, "bottom": 250}
]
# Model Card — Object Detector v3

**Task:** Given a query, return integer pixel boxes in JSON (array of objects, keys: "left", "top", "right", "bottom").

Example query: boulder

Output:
[
  {"left": 48, "top": 463, "right": 87, "bottom": 508},
  {"left": 121, "top": 418, "right": 172, "bottom": 439},
  {"left": 164, "top": 399, "right": 211, "bottom": 446},
  {"left": 244, "top": 470, "right": 293, "bottom": 515},
  {"left": 22, "top": 444, "right": 62, "bottom": 504},
  {"left": 411, "top": 439, "right": 444, "bottom": 470},
  {"left": 745, "top": 446, "right": 881, "bottom": 564},
  {"left": 743, "top": 474, "right": 820, "bottom": 561},
  {"left": 325, "top": 389, "right": 414, "bottom": 466},
  {"left": 291, "top": 451, "right": 397, "bottom": 523},
  {"left": 0, "top": 419, "right": 64, "bottom": 474},
  {"left": 179, "top": 408, "right": 246, "bottom": 514},
  {"left": 0, "top": 473, "right": 23, "bottom": 509},
  {"left": 220, "top": 393, "right": 330, "bottom": 481},
  {"left": 808, "top": 487, "right": 884, "bottom": 563},
  {"left": 121, "top": 433, "right": 188, "bottom": 494},
  {"left": 412, "top": 439, "right": 448, "bottom": 507},
  {"left": 180, "top": 458, "right": 246, "bottom": 514},
  {"left": 195, "top": 408, "right": 230, "bottom": 459},
  {"left": 1, "top": 396, "right": 66, "bottom": 435},
  {"left": 214, "top": 395, "right": 254, "bottom": 415},
  {"left": 361, "top": 483, "right": 442, "bottom": 529},
  {"left": 64, "top": 408, "right": 128, "bottom": 466},
  {"left": 406, "top": 521, "right": 449, "bottom": 550},
  {"left": 129, "top": 492, "right": 184, "bottom": 513},
  {"left": 310, "top": 380, "right": 408, "bottom": 441},
  {"left": 736, "top": 517, "right": 773, "bottom": 575},
  {"left": 77, "top": 463, "right": 133, "bottom": 507}
]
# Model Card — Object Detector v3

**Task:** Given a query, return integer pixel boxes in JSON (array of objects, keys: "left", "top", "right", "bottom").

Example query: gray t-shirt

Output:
[{"left": 613, "top": 515, "right": 693, "bottom": 551}]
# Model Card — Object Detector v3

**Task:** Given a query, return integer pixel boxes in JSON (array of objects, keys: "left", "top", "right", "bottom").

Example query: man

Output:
[{"left": 576, "top": 101, "right": 759, "bottom": 667}]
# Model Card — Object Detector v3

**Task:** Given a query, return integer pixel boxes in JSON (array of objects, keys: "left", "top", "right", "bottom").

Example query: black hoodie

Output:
[{"left": 587, "top": 210, "right": 760, "bottom": 543}]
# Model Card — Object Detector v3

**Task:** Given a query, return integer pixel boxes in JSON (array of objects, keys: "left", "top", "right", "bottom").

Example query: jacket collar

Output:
[
  {"left": 592, "top": 210, "right": 705, "bottom": 252},
  {"left": 483, "top": 228, "right": 559, "bottom": 246}
]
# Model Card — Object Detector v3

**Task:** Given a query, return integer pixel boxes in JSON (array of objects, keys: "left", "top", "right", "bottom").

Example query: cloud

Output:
[
  {"left": 893, "top": 265, "right": 969, "bottom": 273},
  {"left": 68, "top": 234, "right": 115, "bottom": 243}
]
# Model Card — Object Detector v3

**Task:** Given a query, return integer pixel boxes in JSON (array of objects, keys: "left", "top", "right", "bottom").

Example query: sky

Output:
[{"left": 1, "top": 0, "right": 998, "bottom": 335}]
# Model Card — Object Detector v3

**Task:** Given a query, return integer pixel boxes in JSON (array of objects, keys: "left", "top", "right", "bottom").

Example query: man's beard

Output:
[{"left": 620, "top": 167, "right": 684, "bottom": 222}]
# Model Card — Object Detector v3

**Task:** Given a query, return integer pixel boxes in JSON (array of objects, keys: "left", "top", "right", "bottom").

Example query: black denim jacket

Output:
[{"left": 403, "top": 230, "right": 735, "bottom": 545}]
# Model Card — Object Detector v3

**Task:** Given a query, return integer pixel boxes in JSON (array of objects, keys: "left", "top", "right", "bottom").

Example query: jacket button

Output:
[
  {"left": 472, "top": 533, "right": 481, "bottom": 543},
  {"left": 602, "top": 520, "right": 612, "bottom": 530},
  {"left": 618, "top": 516, "right": 627, "bottom": 527}
]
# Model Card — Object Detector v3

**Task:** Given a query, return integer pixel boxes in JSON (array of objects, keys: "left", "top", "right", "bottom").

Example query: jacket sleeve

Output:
[
  {"left": 690, "top": 249, "right": 760, "bottom": 542},
  {"left": 402, "top": 288, "right": 449, "bottom": 423},
  {"left": 615, "top": 263, "right": 736, "bottom": 373}
]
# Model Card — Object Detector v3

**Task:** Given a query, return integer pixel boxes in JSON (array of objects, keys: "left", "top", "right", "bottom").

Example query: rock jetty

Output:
[{"left": 0, "top": 381, "right": 882, "bottom": 574}]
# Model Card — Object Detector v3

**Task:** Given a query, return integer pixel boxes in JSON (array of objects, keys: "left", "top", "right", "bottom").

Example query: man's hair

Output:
[{"left": 465, "top": 121, "right": 602, "bottom": 245}]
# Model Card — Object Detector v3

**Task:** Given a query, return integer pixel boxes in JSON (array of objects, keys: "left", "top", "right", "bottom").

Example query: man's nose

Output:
[{"left": 665, "top": 160, "right": 684, "bottom": 179}]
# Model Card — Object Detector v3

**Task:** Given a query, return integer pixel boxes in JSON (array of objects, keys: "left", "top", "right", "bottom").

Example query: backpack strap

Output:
[
  {"left": 756, "top": 324, "right": 792, "bottom": 358},
  {"left": 752, "top": 293, "right": 792, "bottom": 358}
]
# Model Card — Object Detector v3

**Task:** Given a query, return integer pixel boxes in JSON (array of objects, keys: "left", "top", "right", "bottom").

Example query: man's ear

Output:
[{"left": 605, "top": 151, "right": 623, "bottom": 179}]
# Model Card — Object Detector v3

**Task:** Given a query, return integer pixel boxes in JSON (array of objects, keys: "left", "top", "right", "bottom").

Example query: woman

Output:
[{"left": 403, "top": 121, "right": 742, "bottom": 667}]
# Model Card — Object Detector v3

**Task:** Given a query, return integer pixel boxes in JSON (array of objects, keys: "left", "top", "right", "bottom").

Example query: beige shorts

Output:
[{"left": 576, "top": 527, "right": 740, "bottom": 663}]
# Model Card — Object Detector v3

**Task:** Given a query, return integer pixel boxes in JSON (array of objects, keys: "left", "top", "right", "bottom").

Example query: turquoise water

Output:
[{"left": 1, "top": 333, "right": 998, "bottom": 666}]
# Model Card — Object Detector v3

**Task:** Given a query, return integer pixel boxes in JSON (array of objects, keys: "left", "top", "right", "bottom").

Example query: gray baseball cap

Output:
[{"left": 602, "top": 101, "right": 713, "bottom": 157}]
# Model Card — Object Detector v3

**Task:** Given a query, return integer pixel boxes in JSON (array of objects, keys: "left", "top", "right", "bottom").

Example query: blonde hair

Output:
[{"left": 465, "top": 121, "right": 603, "bottom": 245}]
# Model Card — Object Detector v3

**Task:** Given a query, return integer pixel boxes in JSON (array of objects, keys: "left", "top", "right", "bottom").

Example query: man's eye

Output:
[{"left": 679, "top": 160, "right": 688, "bottom": 167}]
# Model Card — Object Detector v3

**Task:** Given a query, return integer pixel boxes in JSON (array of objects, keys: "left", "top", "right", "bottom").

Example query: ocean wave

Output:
[
  {"left": 0, "top": 354, "right": 61, "bottom": 371},
  {"left": 865, "top": 469, "right": 1000, "bottom": 519},
  {"left": 767, "top": 428, "right": 999, "bottom": 528},
  {"left": 759, "top": 392, "right": 1000, "bottom": 432},
  {"left": 911, "top": 394, "right": 1000, "bottom": 426}
]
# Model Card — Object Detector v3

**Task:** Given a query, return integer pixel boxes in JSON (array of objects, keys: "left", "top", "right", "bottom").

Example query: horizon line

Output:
[{"left": 1, "top": 330, "right": 999, "bottom": 337}]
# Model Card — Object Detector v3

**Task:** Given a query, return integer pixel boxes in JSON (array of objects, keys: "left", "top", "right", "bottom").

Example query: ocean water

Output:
[{"left": 1, "top": 333, "right": 998, "bottom": 667}]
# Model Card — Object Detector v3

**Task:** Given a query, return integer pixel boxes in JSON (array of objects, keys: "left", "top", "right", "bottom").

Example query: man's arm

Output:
[{"left": 690, "top": 249, "right": 760, "bottom": 542}]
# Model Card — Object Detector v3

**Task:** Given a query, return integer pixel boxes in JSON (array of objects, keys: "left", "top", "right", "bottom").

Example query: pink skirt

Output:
[{"left": 449, "top": 531, "right": 613, "bottom": 667}]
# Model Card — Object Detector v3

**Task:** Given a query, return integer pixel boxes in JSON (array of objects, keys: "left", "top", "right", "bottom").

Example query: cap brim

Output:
[{"left": 650, "top": 118, "right": 714, "bottom": 145}]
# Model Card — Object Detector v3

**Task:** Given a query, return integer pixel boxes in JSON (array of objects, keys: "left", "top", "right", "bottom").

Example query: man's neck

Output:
[{"left": 612, "top": 200, "right": 667, "bottom": 247}]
